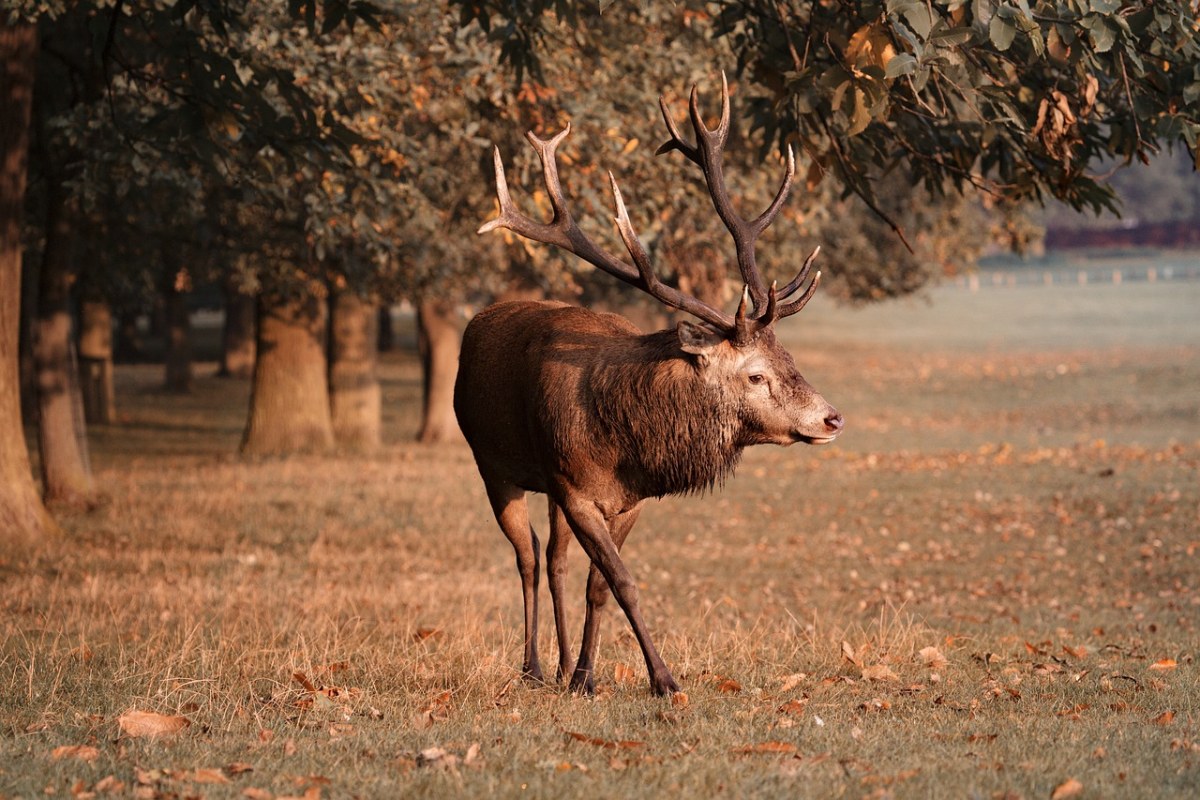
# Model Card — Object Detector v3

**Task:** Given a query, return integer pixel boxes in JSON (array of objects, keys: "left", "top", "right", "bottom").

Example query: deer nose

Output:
[{"left": 823, "top": 410, "right": 844, "bottom": 433}]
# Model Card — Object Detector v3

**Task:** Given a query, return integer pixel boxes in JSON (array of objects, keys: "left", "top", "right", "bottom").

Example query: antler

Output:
[
  {"left": 479, "top": 126, "right": 734, "bottom": 331},
  {"left": 657, "top": 72, "right": 822, "bottom": 343}
]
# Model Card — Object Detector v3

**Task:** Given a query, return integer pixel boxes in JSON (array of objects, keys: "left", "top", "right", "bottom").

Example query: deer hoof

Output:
[
  {"left": 521, "top": 665, "right": 546, "bottom": 684},
  {"left": 651, "top": 674, "right": 681, "bottom": 697},
  {"left": 568, "top": 669, "right": 596, "bottom": 696}
]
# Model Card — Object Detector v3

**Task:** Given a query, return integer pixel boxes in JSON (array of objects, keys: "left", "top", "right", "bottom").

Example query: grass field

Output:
[{"left": 2, "top": 275, "right": 1199, "bottom": 799}]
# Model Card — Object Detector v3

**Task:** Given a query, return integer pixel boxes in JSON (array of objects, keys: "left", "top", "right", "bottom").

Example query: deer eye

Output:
[{"left": 748, "top": 373, "right": 767, "bottom": 385}]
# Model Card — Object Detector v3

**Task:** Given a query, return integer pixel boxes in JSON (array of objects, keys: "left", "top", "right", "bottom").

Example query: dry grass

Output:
[{"left": 2, "top": 274, "right": 1199, "bottom": 799}]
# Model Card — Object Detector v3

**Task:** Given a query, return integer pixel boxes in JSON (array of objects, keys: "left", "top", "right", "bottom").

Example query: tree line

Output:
[{"left": 2, "top": 1, "right": 1196, "bottom": 543}]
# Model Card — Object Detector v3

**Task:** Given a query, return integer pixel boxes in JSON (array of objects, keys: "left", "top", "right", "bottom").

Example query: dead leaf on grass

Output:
[
  {"left": 412, "top": 627, "right": 442, "bottom": 642},
  {"left": 565, "top": 731, "right": 644, "bottom": 750},
  {"left": 117, "top": 710, "right": 190, "bottom": 738},
  {"left": 1051, "top": 777, "right": 1084, "bottom": 799},
  {"left": 191, "top": 768, "right": 231, "bottom": 784},
  {"left": 779, "top": 673, "right": 807, "bottom": 692},
  {"left": 777, "top": 699, "right": 807, "bottom": 715},
  {"left": 842, "top": 641, "right": 862, "bottom": 667},
  {"left": 732, "top": 741, "right": 797, "bottom": 755},
  {"left": 242, "top": 789, "right": 272, "bottom": 800},
  {"left": 613, "top": 663, "right": 637, "bottom": 684},
  {"left": 1148, "top": 658, "right": 1177, "bottom": 672},
  {"left": 93, "top": 776, "right": 124, "bottom": 795},
  {"left": 1153, "top": 710, "right": 1175, "bottom": 725},
  {"left": 862, "top": 664, "right": 899, "bottom": 682},
  {"left": 51, "top": 745, "right": 100, "bottom": 762},
  {"left": 918, "top": 646, "right": 947, "bottom": 670},
  {"left": 716, "top": 678, "right": 742, "bottom": 694},
  {"left": 1062, "top": 644, "right": 1087, "bottom": 659},
  {"left": 670, "top": 692, "right": 689, "bottom": 708}
]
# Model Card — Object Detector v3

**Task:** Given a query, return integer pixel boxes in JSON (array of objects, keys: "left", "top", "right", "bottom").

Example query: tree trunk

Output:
[
  {"left": 416, "top": 300, "right": 462, "bottom": 444},
  {"left": 329, "top": 291, "right": 380, "bottom": 451},
  {"left": 77, "top": 297, "right": 116, "bottom": 424},
  {"left": 1, "top": 22, "right": 57, "bottom": 542},
  {"left": 162, "top": 263, "right": 192, "bottom": 392},
  {"left": 217, "top": 280, "right": 256, "bottom": 378},
  {"left": 376, "top": 304, "right": 394, "bottom": 352},
  {"left": 240, "top": 292, "right": 334, "bottom": 455},
  {"left": 34, "top": 179, "right": 94, "bottom": 508}
]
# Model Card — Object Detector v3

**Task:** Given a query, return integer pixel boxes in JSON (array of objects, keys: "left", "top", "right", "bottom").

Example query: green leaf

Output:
[
  {"left": 1090, "top": 0, "right": 1120, "bottom": 13},
  {"left": 885, "top": 53, "right": 918, "bottom": 78},
  {"left": 929, "top": 26, "right": 974, "bottom": 46},
  {"left": 989, "top": 15, "right": 1016, "bottom": 51}
]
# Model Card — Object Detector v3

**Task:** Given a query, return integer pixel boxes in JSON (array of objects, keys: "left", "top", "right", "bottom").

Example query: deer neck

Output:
[{"left": 591, "top": 330, "right": 743, "bottom": 498}]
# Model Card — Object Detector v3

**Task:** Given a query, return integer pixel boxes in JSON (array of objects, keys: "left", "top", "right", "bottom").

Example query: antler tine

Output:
[
  {"left": 778, "top": 270, "right": 822, "bottom": 318},
  {"left": 750, "top": 145, "right": 796, "bottom": 236},
  {"left": 526, "top": 126, "right": 573, "bottom": 222},
  {"left": 777, "top": 245, "right": 820, "bottom": 300},
  {"left": 610, "top": 173, "right": 734, "bottom": 330},
  {"left": 654, "top": 97, "right": 701, "bottom": 164},
  {"left": 688, "top": 71, "right": 731, "bottom": 147},
  {"left": 477, "top": 146, "right": 516, "bottom": 235},
  {"left": 734, "top": 281, "right": 780, "bottom": 345}
]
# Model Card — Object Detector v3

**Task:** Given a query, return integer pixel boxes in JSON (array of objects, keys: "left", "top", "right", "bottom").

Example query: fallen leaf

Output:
[
  {"left": 292, "top": 672, "right": 317, "bottom": 692},
  {"left": 732, "top": 741, "right": 797, "bottom": 755},
  {"left": 1062, "top": 644, "right": 1087, "bottom": 659},
  {"left": 1148, "top": 659, "right": 1177, "bottom": 672},
  {"left": 1153, "top": 710, "right": 1175, "bottom": 725},
  {"left": 51, "top": 745, "right": 100, "bottom": 762},
  {"left": 777, "top": 699, "right": 807, "bottom": 716},
  {"left": 670, "top": 692, "right": 689, "bottom": 708},
  {"left": 859, "top": 697, "right": 891, "bottom": 712},
  {"left": 918, "top": 646, "right": 947, "bottom": 670},
  {"left": 226, "top": 763, "right": 254, "bottom": 775},
  {"left": 779, "top": 673, "right": 807, "bottom": 693},
  {"left": 94, "top": 776, "right": 124, "bottom": 795},
  {"left": 191, "top": 768, "right": 231, "bottom": 784},
  {"left": 716, "top": 678, "right": 742, "bottom": 694},
  {"left": 842, "top": 641, "right": 861, "bottom": 667},
  {"left": 861, "top": 664, "right": 899, "bottom": 682},
  {"left": 1051, "top": 778, "right": 1084, "bottom": 799},
  {"left": 565, "top": 731, "right": 643, "bottom": 749},
  {"left": 412, "top": 627, "right": 442, "bottom": 642},
  {"left": 242, "top": 789, "right": 272, "bottom": 800},
  {"left": 416, "top": 747, "right": 458, "bottom": 769},
  {"left": 613, "top": 663, "right": 637, "bottom": 684},
  {"left": 117, "top": 710, "right": 190, "bottom": 738}
]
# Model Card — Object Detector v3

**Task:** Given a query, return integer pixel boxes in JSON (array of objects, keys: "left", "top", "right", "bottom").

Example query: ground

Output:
[{"left": 1, "top": 262, "right": 1198, "bottom": 799}]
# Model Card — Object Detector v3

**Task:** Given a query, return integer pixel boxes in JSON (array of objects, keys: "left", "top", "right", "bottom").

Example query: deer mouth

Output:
[{"left": 791, "top": 431, "right": 839, "bottom": 445}]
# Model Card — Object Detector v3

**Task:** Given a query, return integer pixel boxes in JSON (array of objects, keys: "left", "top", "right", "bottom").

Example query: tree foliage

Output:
[{"left": 456, "top": 0, "right": 1200, "bottom": 227}]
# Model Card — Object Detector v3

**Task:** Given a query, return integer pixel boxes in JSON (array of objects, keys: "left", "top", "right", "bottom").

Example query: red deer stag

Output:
[{"left": 455, "top": 75, "right": 843, "bottom": 697}]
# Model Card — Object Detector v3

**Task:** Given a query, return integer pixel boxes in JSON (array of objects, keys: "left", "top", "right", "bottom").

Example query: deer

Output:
[{"left": 454, "top": 75, "right": 843, "bottom": 697}]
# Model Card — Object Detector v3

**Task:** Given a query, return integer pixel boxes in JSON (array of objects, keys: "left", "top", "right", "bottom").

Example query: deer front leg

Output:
[
  {"left": 558, "top": 498, "right": 678, "bottom": 697},
  {"left": 547, "top": 501, "right": 573, "bottom": 683},
  {"left": 484, "top": 481, "right": 544, "bottom": 682},
  {"left": 570, "top": 505, "right": 642, "bottom": 695}
]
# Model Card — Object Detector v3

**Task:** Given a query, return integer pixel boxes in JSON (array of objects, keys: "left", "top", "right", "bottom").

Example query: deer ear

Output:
[{"left": 677, "top": 321, "right": 725, "bottom": 360}]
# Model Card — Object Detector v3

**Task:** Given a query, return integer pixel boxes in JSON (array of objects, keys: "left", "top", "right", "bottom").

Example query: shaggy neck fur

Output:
[{"left": 590, "top": 329, "right": 743, "bottom": 498}]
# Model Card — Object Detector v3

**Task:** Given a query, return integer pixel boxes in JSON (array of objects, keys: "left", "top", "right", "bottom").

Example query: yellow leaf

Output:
[
  {"left": 1051, "top": 778, "right": 1084, "bottom": 799},
  {"left": 51, "top": 745, "right": 100, "bottom": 762},
  {"left": 845, "top": 22, "right": 896, "bottom": 72},
  {"left": 862, "top": 664, "right": 900, "bottom": 682},
  {"left": 117, "top": 710, "right": 190, "bottom": 738},
  {"left": 192, "top": 768, "right": 231, "bottom": 784},
  {"left": 918, "top": 646, "right": 948, "bottom": 670},
  {"left": 613, "top": 663, "right": 637, "bottom": 684}
]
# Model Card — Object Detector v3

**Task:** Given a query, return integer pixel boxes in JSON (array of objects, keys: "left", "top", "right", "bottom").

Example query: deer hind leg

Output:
[
  {"left": 559, "top": 500, "right": 678, "bottom": 696},
  {"left": 568, "top": 504, "right": 641, "bottom": 695},
  {"left": 547, "top": 500, "right": 573, "bottom": 683},
  {"left": 484, "top": 480, "right": 544, "bottom": 682}
]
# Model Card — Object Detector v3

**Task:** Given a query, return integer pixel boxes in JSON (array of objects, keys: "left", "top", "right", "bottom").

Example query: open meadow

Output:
[{"left": 2, "top": 270, "right": 1199, "bottom": 799}]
